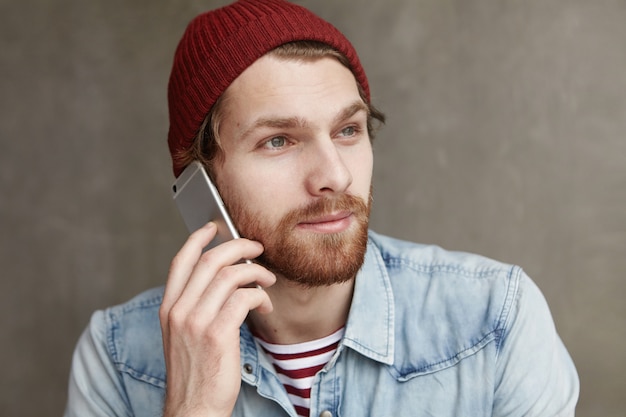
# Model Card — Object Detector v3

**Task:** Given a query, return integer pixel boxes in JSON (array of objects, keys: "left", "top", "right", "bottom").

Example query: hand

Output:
[{"left": 159, "top": 222, "right": 276, "bottom": 417}]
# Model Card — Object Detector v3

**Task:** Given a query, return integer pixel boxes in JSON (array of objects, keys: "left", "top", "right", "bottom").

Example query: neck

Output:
[{"left": 247, "top": 276, "right": 355, "bottom": 345}]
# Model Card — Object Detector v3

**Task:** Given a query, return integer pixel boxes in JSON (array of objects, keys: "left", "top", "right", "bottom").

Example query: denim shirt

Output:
[{"left": 65, "top": 231, "right": 579, "bottom": 416}]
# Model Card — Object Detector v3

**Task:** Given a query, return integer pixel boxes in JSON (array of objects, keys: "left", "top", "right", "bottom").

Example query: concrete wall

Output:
[{"left": 1, "top": 0, "right": 624, "bottom": 415}]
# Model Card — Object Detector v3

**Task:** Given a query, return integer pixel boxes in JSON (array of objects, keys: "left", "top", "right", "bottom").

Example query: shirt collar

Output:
[
  {"left": 240, "top": 234, "right": 396, "bottom": 381},
  {"left": 341, "top": 236, "right": 395, "bottom": 365}
]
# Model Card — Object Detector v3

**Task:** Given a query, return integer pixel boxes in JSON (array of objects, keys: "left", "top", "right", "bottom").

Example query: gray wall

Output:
[{"left": 1, "top": 0, "right": 624, "bottom": 415}]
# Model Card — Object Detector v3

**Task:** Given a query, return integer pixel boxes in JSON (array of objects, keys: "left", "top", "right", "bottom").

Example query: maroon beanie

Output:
[{"left": 167, "top": 0, "right": 370, "bottom": 177}]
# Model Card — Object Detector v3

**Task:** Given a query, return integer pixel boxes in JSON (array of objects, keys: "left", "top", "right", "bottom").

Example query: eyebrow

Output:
[
  {"left": 333, "top": 100, "right": 369, "bottom": 125},
  {"left": 240, "top": 100, "right": 368, "bottom": 141}
]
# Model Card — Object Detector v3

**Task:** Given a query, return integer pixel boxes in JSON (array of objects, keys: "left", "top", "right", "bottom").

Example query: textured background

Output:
[{"left": 1, "top": 0, "right": 624, "bottom": 415}]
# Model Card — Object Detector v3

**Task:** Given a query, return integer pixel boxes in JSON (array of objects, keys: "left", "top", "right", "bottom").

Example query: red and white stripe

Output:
[{"left": 256, "top": 328, "right": 344, "bottom": 417}]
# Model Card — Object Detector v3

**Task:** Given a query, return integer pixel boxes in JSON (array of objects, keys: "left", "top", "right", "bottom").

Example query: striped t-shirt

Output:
[{"left": 255, "top": 327, "right": 345, "bottom": 417}]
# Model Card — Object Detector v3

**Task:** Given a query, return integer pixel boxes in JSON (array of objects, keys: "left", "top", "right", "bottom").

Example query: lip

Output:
[{"left": 297, "top": 211, "right": 353, "bottom": 233}]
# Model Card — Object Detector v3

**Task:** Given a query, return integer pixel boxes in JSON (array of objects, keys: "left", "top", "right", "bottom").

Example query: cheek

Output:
[
  {"left": 217, "top": 165, "right": 290, "bottom": 223},
  {"left": 348, "top": 145, "right": 374, "bottom": 197}
]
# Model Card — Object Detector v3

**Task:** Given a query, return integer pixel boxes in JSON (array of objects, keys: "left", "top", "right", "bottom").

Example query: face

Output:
[{"left": 213, "top": 54, "right": 373, "bottom": 287}]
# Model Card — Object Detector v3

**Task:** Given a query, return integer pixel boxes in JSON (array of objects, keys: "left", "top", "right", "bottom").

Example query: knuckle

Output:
[
  {"left": 213, "top": 266, "right": 237, "bottom": 285},
  {"left": 165, "top": 304, "right": 188, "bottom": 329},
  {"left": 166, "top": 303, "right": 221, "bottom": 335},
  {"left": 197, "top": 250, "right": 218, "bottom": 268},
  {"left": 168, "top": 253, "right": 185, "bottom": 274},
  {"left": 203, "top": 324, "right": 226, "bottom": 346},
  {"left": 158, "top": 304, "right": 169, "bottom": 323},
  {"left": 227, "top": 287, "right": 261, "bottom": 309},
  {"left": 186, "top": 312, "right": 208, "bottom": 336}
]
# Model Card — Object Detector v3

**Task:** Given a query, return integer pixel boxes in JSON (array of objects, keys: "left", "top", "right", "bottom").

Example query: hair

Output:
[{"left": 175, "top": 41, "right": 386, "bottom": 175}]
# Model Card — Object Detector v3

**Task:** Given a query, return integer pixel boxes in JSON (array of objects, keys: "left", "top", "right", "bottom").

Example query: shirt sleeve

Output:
[
  {"left": 64, "top": 310, "right": 133, "bottom": 417},
  {"left": 493, "top": 270, "right": 579, "bottom": 416}
]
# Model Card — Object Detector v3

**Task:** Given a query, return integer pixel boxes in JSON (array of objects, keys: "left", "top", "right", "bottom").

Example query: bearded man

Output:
[{"left": 64, "top": 1, "right": 579, "bottom": 416}]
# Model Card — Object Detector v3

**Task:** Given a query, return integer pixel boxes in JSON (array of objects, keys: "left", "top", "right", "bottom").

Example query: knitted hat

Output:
[{"left": 167, "top": 0, "right": 370, "bottom": 177}]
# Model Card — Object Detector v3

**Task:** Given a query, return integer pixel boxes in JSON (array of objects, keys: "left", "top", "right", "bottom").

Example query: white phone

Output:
[{"left": 172, "top": 161, "right": 243, "bottom": 252}]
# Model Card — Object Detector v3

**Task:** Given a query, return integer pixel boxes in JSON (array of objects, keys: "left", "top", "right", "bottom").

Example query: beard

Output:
[{"left": 222, "top": 189, "right": 372, "bottom": 287}]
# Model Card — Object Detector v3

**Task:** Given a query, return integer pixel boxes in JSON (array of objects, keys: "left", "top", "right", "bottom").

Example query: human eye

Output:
[
  {"left": 340, "top": 126, "right": 357, "bottom": 137},
  {"left": 336, "top": 124, "right": 364, "bottom": 141},
  {"left": 261, "top": 135, "right": 289, "bottom": 150}
]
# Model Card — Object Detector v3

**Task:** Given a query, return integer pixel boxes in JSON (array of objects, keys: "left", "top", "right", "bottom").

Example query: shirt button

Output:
[
  {"left": 243, "top": 363, "right": 253, "bottom": 374},
  {"left": 319, "top": 411, "right": 333, "bottom": 417}
]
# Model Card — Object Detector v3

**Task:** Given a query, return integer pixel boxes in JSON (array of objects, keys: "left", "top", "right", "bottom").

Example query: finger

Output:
[
  {"left": 180, "top": 238, "right": 265, "bottom": 300},
  {"left": 162, "top": 222, "right": 219, "bottom": 311},
  {"left": 161, "top": 232, "right": 266, "bottom": 333},
  {"left": 161, "top": 222, "right": 219, "bottom": 328},
  {"left": 212, "top": 287, "right": 274, "bottom": 336},
  {"left": 163, "top": 272, "right": 273, "bottom": 350},
  {"left": 186, "top": 263, "right": 275, "bottom": 321}
]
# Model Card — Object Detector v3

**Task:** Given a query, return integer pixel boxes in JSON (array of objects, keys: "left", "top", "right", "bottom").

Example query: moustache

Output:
[{"left": 282, "top": 193, "right": 370, "bottom": 226}]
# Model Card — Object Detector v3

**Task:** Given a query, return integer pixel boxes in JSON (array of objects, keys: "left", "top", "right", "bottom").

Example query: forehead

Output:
[{"left": 221, "top": 55, "right": 363, "bottom": 125}]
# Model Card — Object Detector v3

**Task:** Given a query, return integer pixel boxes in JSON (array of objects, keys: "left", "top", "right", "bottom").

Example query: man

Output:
[{"left": 64, "top": 1, "right": 579, "bottom": 416}]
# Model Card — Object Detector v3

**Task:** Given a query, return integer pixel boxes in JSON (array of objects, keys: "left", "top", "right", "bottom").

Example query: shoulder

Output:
[
  {"left": 99, "top": 286, "right": 166, "bottom": 387},
  {"left": 368, "top": 230, "right": 521, "bottom": 296},
  {"left": 105, "top": 286, "right": 164, "bottom": 328},
  {"left": 368, "top": 230, "right": 518, "bottom": 282},
  {"left": 66, "top": 287, "right": 167, "bottom": 416},
  {"left": 367, "top": 231, "right": 526, "bottom": 372}
]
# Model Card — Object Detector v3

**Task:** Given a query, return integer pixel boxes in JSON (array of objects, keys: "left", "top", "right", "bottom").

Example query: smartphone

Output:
[{"left": 172, "top": 161, "right": 243, "bottom": 252}]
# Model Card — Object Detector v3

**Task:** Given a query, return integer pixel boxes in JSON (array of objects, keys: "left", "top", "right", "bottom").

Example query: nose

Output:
[{"left": 304, "top": 138, "right": 353, "bottom": 196}]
